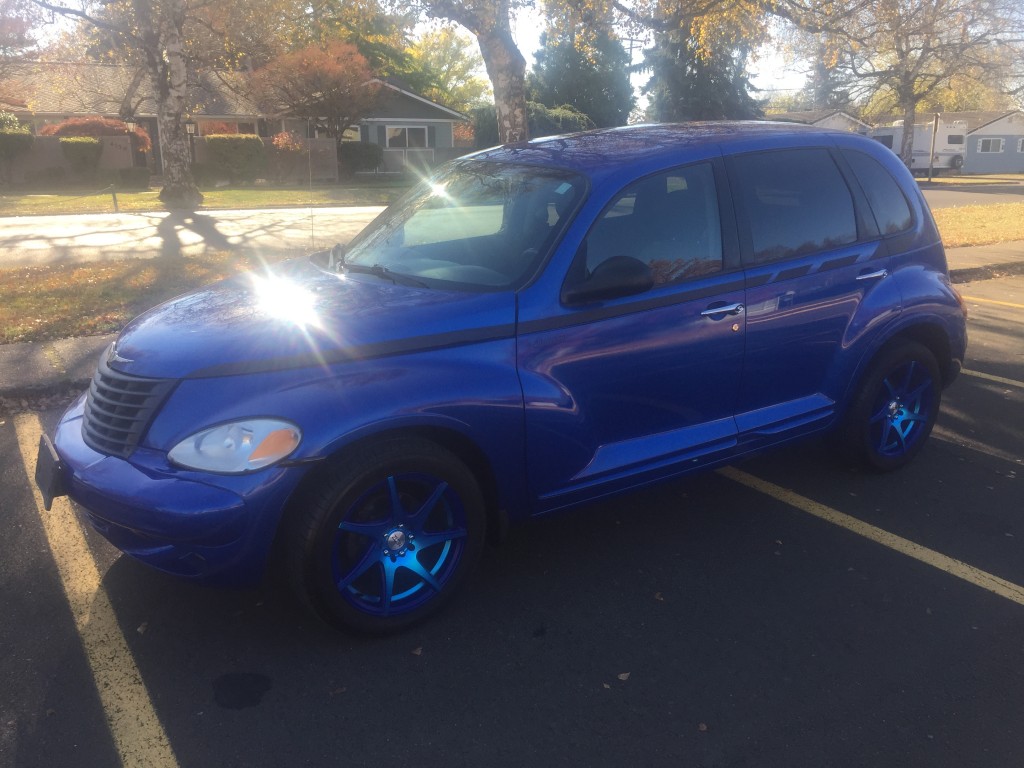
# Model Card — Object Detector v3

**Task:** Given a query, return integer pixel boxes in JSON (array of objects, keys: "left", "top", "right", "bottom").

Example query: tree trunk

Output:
[
  {"left": 143, "top": 0, "right": 203, "bottom": 209},
  {"left": 898, "top": 101, "right": 917, "bottom": 169},
  {"left": 477, "top": 27, "right": 528, "bottom": 143}
]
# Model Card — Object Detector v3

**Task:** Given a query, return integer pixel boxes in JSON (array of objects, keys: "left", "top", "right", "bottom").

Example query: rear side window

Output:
[
  {"left": 842, "top": 149, "right": 913, "bottom": 235},
  {"left": 732, "top": 149, "right": 857, "bottom": 264}
]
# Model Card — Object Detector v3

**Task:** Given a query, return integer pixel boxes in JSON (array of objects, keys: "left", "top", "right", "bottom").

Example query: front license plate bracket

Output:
[{"left": 35, "top": 434, "right": 67, "bottom": 512}]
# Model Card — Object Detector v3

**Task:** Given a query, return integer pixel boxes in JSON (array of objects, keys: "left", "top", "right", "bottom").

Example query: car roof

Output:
[{"left": 467, "top": 121, "right": 847, "bottom": 179}]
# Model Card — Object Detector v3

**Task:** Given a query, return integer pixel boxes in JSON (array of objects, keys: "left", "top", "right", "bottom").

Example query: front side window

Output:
[
  {"left": 732, "top": 149, "right": 857, "bottom": 264},
  {"left": 387, "top": 126, "right": 427, "bottom": 148},
  {"left": 578, "top": 163, "right": 723, "bottom": 287},
  {"left": 978, "top": 138, "right": 1004, "bottom": 153},
  {"left": 344, "top": 161, "right": 584, "bottom": 289}
]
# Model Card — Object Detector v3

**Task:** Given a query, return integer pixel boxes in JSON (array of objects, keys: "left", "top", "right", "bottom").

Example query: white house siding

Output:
[{"left": 964, "top": 113, "right": 1024, "bottom": 174}]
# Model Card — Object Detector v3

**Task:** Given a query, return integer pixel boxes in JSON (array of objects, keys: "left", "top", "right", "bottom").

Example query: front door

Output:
[{"left": 518, "top": 161, "right": 746, "bottom": 512}]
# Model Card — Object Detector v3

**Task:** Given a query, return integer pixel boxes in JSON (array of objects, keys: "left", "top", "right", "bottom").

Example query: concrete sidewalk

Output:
[
  {"left": 0, "top": 206, "right": 385, "bottom": 266},
  {"left": 2, "top": 240, "right": 1023, "bottom": 407}
]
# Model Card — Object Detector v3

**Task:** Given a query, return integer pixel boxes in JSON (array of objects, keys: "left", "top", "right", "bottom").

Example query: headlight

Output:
[{"left": 168, "top": 419, "right": 301, "bottom": 474}]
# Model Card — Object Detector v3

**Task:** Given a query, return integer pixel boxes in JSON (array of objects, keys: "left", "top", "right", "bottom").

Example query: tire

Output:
[
  {"left": 950, "top": 154, "right": 964, "bottom": 170},
  {"left": 841, "top": 341, "right": 941, "bottom": 472},
  {"left": 287, "top": 437, "right": 486, "bottom": 633}
]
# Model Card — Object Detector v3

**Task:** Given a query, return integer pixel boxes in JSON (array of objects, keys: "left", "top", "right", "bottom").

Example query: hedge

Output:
[
  {"left": 340, "top": 141, "right": 383, "bottom": 174},
  {"left": 59, "top": 136, "right": 104, "bottom": 179},
  {"left": 203, "top": 134, "right": 266, "bottom": 184}
]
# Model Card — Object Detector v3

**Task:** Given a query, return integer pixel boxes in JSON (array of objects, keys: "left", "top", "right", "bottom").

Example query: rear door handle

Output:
[
  {"left": 856, "top": 268, "right": 889, "bottom": 281},
  {"left": 701, "top": 302, "right": 745, "bottom": 317}
]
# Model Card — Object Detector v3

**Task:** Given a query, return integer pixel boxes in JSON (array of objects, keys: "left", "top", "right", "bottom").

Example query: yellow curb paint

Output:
[
  {"left": 14, "top": 413, "right": 178, "bottom": 768},
  {"left": 718, "top": 466, "right": 1024, "bottom": 608},
  {"left": 960, "top": 295, "right": 1024, "bottom": 310},
  {"left": 961, "top": 368, "right": 1024, "bottom": 389}
]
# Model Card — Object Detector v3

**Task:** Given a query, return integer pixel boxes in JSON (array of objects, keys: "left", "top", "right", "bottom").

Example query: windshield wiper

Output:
[{"left": 344, "top": 263, "right": 430, "bottom": 289}]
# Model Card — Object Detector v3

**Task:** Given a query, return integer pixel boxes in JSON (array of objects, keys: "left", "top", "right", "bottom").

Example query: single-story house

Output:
[
  {"left": 766, "top": 110, "right": 872, "bottom": 133},
  {"left": 3, "top": 62, "right": 469, "bottom": 181},
  {"left": 955, "top": 111, "right": 1024, "bottom": 174},
  {"left": 868, "top": 110, "right": 1024, "bottom": 174}
]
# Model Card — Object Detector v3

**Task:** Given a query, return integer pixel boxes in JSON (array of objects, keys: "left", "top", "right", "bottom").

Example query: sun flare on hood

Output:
[{"left": 250, "top": 271, "right": 322, "bottom": 329}]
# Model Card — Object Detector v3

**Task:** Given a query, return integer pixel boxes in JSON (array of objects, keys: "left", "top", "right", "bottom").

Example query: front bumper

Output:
[{"left": 48, "top": 395, "right": 304, "bottom": 584}]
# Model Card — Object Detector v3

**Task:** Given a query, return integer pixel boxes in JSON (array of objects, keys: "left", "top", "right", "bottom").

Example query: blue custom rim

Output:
[
  {"left": 867, "top": 359, "right": 935, "bottom": 458},
  {"left": 330, "top": 472, "right": 468, "bottom": 617}
]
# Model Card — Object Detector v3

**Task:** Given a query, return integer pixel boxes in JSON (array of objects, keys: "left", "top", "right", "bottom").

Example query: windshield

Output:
[{"left": 343, "top": 160, "right": 586, "bottom": 290}]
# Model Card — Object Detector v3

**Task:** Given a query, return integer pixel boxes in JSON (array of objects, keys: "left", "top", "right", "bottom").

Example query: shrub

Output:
[
  {"left": 339, "top": 141, "right": 383, "bottom": 175},
  {"left": 59, "top": 136, "right": 104, "bottom": 180},
  {"left": 203, "top": 134, "right": 266, "bottom": 184},
  {"left": 0, "top": 111, "right": 22, "bottom": 131},
  {"left": 40, "top": 116, "right": 151, "bottom": 153},
  {"left": 269, "top": 131, "right": 306, "bottom": 183},
  {"left": 0, "top": 128, "right": 34, "bottom": 186},
  {"left": 470, "top": 102, "right": 595, "bottom": 149}
]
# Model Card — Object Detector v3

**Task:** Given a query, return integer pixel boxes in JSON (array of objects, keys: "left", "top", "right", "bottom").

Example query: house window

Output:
[
  {"left": 977, "top": 138, "right": 1004, "bottom": 153},
  {"left": 1018, "top": 138, "right": 1024, "bottom": 153},
  {"left": 387, "top": 126, "right": 427, "bottom": 149}
]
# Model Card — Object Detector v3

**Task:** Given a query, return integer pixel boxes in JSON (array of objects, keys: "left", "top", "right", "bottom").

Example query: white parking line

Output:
[
  {"left": 718, "top": 466, "right": 1024, "bottom": 608},
  {"left": 962, "top": 369, "right": 1024, "bottom": 389},
  {"left": 13, "top": 414, "right": 178, "bottom": 768},
  {"left": 931, "top": 426, "right": 1023, "bottom": 465}
]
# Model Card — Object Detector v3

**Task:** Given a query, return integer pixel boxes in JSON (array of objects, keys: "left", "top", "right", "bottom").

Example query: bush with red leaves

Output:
[{"left": 40, "top": 116, "right": 152, "bottom": 153}]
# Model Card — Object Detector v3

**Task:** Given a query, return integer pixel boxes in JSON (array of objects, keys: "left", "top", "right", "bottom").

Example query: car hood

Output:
[{"left": 108, "top": 258, "right": 517, "bottom": 379}]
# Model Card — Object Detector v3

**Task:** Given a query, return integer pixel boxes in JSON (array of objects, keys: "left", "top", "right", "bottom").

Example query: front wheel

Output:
[
  {"left": 287, "top": 437, "right": 486, "bottom": 633},
  {"left": 841, "top": 341, "right": 942, "bottom": 471}
]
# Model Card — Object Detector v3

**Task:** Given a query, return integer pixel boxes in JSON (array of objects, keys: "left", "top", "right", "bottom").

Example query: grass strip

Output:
[
  {"left": 0, "top": 182, "right": 410, "bottom": 216},
  {"left": 0, "top": 251, "right": 289, "bottom": 344}
]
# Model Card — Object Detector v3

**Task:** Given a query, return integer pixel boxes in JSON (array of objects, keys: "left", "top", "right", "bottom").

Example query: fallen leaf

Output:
[
  {"left": 603, "top": 683, "right": 611, "bottom": 689},
  {"left": 329, "top": 687, "right": 347, "bottom": 696},
  {"left": 654, "top": 592, "right": 664, "bottom": 602},
  {"left": 136, "top": 622, "right": 148, "bottom": 635},
  {"left": 698, "top": 722, "right": 709, "bottom": 732},
  {"left": 411, "top": 646, "right": 423, "bottom": 656},
  {"left": 617, "top": 673, "right": 630, "bottom": 681}
]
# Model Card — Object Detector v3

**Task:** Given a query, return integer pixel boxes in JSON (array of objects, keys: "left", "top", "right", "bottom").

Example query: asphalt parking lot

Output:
[{"left": 1, "top": 274, "right": 1021, "bottom": 768}]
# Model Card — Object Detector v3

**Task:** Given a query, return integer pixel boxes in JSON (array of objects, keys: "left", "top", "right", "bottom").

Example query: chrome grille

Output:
[{"left": 82, "top": 354, "right": 175, "bottom": 458}]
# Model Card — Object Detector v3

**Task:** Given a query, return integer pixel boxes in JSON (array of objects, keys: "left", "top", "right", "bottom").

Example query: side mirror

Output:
[{"left": 561, "top": 255, "right": 655, "bottom": 305}]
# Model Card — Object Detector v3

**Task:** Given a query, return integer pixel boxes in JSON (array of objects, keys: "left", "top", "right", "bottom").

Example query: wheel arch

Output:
[
  {"left": 889, "top": 321, "right": 958, "bottom": 387},
  {"left": 272, "top": 425, "right": 508, "bottom": 566}
]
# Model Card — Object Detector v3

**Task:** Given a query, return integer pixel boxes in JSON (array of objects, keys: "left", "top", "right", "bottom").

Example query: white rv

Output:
[{"left": 869, "top": 118, "right": 968, "bottom": 173}]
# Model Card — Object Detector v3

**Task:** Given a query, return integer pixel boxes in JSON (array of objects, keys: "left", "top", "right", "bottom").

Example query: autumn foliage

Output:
[
  {"left": 40, "top": 116, "right": 152, "bottom": 153},
  {"left": 251, "top": 41, "right": 379, "bottom": 138}
]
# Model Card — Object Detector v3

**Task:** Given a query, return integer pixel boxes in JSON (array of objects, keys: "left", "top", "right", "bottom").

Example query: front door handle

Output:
[
  {"left": 856, "top": 268, "right": 889, "bottom": 281},
  {"left": 701, "top": 302, "right": 745, "bottom": 317}
]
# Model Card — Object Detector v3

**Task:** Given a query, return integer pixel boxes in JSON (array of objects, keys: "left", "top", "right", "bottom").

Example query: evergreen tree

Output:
[
  {"left": 527, "top": 29, "right": 634, "bottom": 128},
  {"left": 642, "top": 25, "right": 761, "bottom": 122}
]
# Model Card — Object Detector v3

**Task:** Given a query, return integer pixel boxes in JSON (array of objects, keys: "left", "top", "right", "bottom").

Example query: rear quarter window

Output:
[
  {"left": 841, "top": 149, "right": 914, "bottom": 235},
  {"left": 731, "top": 148, "right": 857, "bottom": 264}
]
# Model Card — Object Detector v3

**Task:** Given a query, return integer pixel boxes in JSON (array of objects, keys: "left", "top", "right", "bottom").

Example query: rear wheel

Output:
[
  {"left": 841, "top": 341, "right": 941, "bottom": 471},
  {"left": 287, "top": 437, "right": 486, "bottom": 633}
]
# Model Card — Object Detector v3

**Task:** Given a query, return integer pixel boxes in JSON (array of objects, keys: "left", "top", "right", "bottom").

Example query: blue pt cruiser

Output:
[{"left": 38, "top": 123, "right": 967, "bottom": 633}]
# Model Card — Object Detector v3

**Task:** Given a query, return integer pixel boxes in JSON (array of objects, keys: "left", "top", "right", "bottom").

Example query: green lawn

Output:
[{"left": 0, "top": 180, "right": 412, "bottom": 216}]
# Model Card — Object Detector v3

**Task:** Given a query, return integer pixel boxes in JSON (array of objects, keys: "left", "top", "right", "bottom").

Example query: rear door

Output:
[{"left": 726, "top": 145, "right": 901, "bottom": 440}]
